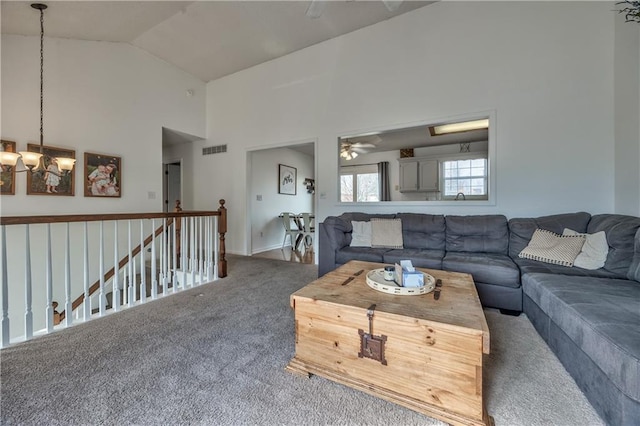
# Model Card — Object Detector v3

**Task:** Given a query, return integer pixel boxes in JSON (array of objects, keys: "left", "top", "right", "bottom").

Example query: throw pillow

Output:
[
  {"left": 562, "top": 228, "right": 609, "bottom": 270},
  {"left": 519, "top": 228, "right": 585, "bottom": 267},
  {"left": 350, "top": 221, "right": 372, "bottom": 247},
  {"left": 371, "top": 218, "right": 404, "bottom": 249}
]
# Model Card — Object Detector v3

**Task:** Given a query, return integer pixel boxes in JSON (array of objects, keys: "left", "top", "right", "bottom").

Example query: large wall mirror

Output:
[{"left": 338, "top": 112, "right": 495, "bottom": 204}]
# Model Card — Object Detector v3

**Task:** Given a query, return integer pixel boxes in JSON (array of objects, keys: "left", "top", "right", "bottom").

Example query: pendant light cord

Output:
[{"left": 39, "top": 7, "right": 44, "bottom": 153}]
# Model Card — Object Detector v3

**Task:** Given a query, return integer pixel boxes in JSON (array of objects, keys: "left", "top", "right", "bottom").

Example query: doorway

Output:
[{"left": 163, "top": 161, "right": 182, "bottom": 212}]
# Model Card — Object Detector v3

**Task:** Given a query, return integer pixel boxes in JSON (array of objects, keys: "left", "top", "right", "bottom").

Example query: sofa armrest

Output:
[{"left": 318, "top": 217, "right": 352, "bottom": 277}]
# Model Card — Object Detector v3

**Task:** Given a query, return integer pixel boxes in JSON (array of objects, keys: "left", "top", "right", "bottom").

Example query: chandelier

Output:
[{"left": 0, "top": 3, "right": 76, "bottom": 173}]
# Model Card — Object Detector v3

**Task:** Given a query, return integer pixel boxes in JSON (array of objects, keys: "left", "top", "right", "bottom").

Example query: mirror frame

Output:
[{"left": 336, "top": 110, "right": 496, "bottom": 206}]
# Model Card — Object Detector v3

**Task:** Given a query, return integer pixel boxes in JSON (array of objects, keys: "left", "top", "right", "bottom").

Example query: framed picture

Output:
[
  {"left": 278, "top": 164, "right": 297, "bottom": 195},
  {"left": 84, "top": 152, "right": 121, "bottom": 197},
  {"left": 26, "top": 144, "right": 75, "bottom": 196},
  {"left": 1, "top": 140, "right": 17, "bottom": 195}
]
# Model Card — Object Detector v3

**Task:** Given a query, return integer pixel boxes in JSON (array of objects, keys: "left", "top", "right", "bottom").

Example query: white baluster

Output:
[
  {"left": 113, "top": 221, "right": 120, "bottom": 312},
  {"left": 181, "top": 217, "right": 187, "bottom": 290},
  {"left": 198, "top": 216, "right": 204, "bottom": 284},
  {"left": 45, "top": 224, "right": 54, "bottom": 332},
  {"left": 64, "top": 223, "right": 72, "bottom": 327},
  {"left": 151, "top": 219, "right": 157, "bottom": 299},
  {"left": 214, "top": 216, "right": 219, "bottom": 280},
  {"left": 205, "top": 216, "right": 211, "bottom": 281},
  {"left": 1, "top": 226, "right": 9, "bottom": 347},
  {"left": 190, "top": 217, "right": 196, "bottom": 287},
  {"left": 99, "top": 221, "right": 106, "bottom": 316},
  {"left": 133, "top": 257, "right": 137, "bottom": 304},
  {"left": 83, "top": 222, "right": 90, "bottom": 321},
  {"left": 128, "top": 220, "right": 134, "bottom": 307},
  {"left": 139, "top": 219, "right": 146, "bottom": 303},
  {"left": 24, "top": 224, "right": 33, "bottom": 340},
  {"left": 161, "top": 219, "right": 167, "bottom": 293},
  {"left": 122, "top": 264, "right": 128, "bottom": 306},
  {"left": 162, "top": 217, "right": 171, "bottom": 296},
  {"left": 172, "top": 218, "right": 177, "bottom": 293}
]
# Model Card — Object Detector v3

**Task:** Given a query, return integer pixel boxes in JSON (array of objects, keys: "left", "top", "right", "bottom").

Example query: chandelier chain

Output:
[{"left": 39, "top": 7, "right": 44, "bottom": 151}]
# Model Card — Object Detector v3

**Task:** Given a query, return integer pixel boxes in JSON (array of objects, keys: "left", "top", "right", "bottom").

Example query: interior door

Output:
[{"left": 163, "top": 162, "right": 181, "bottom": 212}]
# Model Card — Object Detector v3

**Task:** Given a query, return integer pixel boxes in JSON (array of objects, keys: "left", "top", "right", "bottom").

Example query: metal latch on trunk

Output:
[{"left": 358, "top": 304, "right": 387, "bottom": 365}]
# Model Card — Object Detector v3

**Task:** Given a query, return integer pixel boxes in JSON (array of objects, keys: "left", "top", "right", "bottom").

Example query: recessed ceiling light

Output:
[{"left": 430, "top": 119, "right": 489, "bottom": 136}]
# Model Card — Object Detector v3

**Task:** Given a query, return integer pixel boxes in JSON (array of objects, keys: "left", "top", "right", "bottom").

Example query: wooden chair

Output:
[{"left": 281, "top": 212, "right": 302, "bottom": 250}]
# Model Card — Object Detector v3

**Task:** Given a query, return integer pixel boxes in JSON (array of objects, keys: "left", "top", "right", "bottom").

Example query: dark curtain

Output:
[{"left": 378, "top": 161, "right": 391, "bottom": 201}]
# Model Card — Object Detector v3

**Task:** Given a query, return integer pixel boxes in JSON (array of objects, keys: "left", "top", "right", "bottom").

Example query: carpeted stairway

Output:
[{"left": 0, "top": 255, "right": 603, "bottom": 425}]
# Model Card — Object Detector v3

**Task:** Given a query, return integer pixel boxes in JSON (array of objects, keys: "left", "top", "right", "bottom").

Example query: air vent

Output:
[{"left": 202, "top": 144, "right": 227, "bottom": 155}]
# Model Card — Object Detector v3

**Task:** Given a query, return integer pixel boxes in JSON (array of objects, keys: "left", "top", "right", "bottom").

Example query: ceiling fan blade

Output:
[
  {"left": 351, "top": 143, "right": 376, "bottom": 149},
  {"left": 382, "top": 0, "right": 403, "bottom": 12},
  {"left": 306, "top": 0, "right": 326, "bottom": 19},
  {"left": 352, "top": 147, "right": 370, "bottom": 154}
]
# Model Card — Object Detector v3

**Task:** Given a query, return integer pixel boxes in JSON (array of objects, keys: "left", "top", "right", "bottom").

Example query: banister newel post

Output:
[
  {"left": 218, "top": 199, "right": 227, "bottom": 278},
  {"left": 174, "top": 200, "right": 182, "bottom": 268}
]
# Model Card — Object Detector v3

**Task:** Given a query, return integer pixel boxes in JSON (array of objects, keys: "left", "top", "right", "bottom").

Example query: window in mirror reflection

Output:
[
  {"left": 340, "top": 165, "right": 380, "bottom": 202},
  {"left": 443, "top": 158, "right": 488, "bottom": 199}
]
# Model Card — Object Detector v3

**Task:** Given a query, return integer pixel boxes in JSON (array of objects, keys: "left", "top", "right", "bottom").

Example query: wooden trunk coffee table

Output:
[{"left": 286, "top": 260, "right": 493, "bottom": 426}]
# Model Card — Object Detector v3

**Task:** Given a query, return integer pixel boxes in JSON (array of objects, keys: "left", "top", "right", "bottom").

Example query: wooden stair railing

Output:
[{"left": 1, "top": 200, "right": 228, "bottom": 327}]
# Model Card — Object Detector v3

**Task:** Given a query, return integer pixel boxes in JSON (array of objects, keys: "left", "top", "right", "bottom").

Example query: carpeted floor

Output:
[{"left": 1, "top": 255, "right": 604, "bottom": 425}]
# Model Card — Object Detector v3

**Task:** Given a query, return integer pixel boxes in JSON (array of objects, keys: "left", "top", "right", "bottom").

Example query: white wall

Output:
[
  {"left": 201, "top": 1, "right": 622, "bottom": 255},
  {"left": 249, "top": 147, "right": 314, "bottom": 253},
  {"left": 614, "top": 13, "right": 640, "bottom": 216},
  {"left": 1, "top": 35, "right": 206, "bottom": 215}
]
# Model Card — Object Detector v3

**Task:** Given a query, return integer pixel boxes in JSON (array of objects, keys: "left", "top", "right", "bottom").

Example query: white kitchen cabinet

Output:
[
  {"left": 398, "top": 158, "right": 439, "bottom": 193},
  {"left": 399, "top": 161, "right": 418, "bottom": 192},
  {"left": 418, "top": 160, "right": 439, "bottom": 191}
]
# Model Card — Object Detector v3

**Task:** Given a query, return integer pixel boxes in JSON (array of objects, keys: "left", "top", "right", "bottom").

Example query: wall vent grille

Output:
[{"left": 202, "top": 144, "right": 227, "bottom": 155}]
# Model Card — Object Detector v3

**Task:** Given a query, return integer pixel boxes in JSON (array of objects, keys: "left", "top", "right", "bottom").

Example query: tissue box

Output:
[
  {"left": 402, "top": 271, "right": 424, "bottom": 288},
  {"left": 394, "top": 260, "right": 424, "bottom": 287}
]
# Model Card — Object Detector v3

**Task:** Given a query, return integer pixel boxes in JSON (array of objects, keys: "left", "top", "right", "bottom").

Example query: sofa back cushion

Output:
[
  {"left": 628, "top": 228, "right": 640, "bottom": 282},
  {"left": 446, "top": 215, "right": 509, "bottom": 254},
  {"left": 396, "top": 213, "right": 446, "bottom": 250},
  {"left": 587, "top": 214, "right": 640, "bottom": 278},
  {"left": 508, "top": 212, "right": 591, "bottom": 259}
]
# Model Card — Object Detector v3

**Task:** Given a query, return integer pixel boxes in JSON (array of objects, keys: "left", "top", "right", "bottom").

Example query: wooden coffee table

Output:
[{"left": 286, "top": 260, "right": 493, "bottom": 426}]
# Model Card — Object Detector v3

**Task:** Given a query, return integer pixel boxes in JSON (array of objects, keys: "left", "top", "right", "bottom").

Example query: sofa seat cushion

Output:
[
  {"left": 443, "top": 252, "right": 520, "bottom": 288},
  {"left": 522, "top": 273, "right": 640, "bottom": 401},
  {"left": 336, "top": 247, "right": 391, "bottom": 264},
  {"left": 383, "top": 249, "right": 444, "bottom": 270},
  {"left": 515, "top": 258, "right": 620, "bottom": 279}
]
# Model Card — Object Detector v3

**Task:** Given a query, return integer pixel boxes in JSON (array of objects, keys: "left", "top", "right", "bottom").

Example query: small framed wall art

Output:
[
  {"left": 26, "top": 144, "right": 75, "bottom": 196},
  {"left": 1, "top": 140, "right": 17, "bottom": 195},
  {"left": 278, "top": 164, "right": 297, "bottom": 195},
  {"left": 84, "top": 152, "right": 121, "bottom": 197}
]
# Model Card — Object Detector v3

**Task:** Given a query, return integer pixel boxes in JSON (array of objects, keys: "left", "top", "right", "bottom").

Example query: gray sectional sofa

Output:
[{"left": 318, "top": 211, "right": 640, "bottom": 426}]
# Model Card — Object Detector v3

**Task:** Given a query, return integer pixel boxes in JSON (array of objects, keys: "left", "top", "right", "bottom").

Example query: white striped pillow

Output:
[{"left": 519, "top": 229, "right": 585, "bottom": 267}]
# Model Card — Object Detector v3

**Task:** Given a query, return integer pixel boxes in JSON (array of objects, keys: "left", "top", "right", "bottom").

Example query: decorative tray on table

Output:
[{"left": 365, "top": 268, "right": 435, "bottom": 296}]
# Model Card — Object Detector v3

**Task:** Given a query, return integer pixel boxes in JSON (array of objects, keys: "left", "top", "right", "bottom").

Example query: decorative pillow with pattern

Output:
[
  {"left": 519, "top": 228, "right": 585, "bottom": 267},
  {"left": 371, "top": 218, "right": 404, "bottom": 249}
]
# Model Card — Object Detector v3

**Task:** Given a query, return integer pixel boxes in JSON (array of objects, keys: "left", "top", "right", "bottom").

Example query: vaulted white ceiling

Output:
[{"left": 2, "top": 1, "right": 433, "bottom": 82}]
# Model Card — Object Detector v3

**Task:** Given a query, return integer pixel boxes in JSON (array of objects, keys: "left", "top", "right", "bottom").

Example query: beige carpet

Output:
[{"left": 0, "top": 255, "right": 603, "bottom": 425}]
